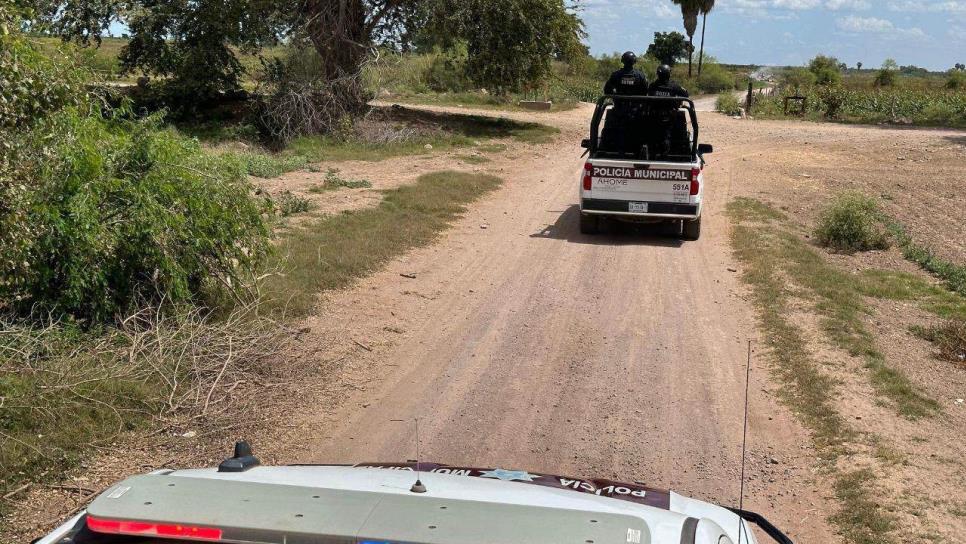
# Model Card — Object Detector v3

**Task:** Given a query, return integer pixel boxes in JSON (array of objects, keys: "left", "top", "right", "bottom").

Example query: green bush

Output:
[
  {"left": 814, "top": 193, "right": 890, "bottom": 253},
  {"left": 0, "top": 33, "right": 90, "bottom": 131},
  {"left": 716, "top": 93, "right": 742, "bottom": 115},
  {"left": 781, "top": 67, "right": 817, "bottom": 93},
  {"left": 426, "top": 48, "right": 473, "bottom": 93},
  {"left": 237, "top": 152, "right": 309, "bottom": 178},
  {"left": 1, "top": 35, "right": 273, "bottom": 321},
  {"left": 947, "top": 70, "right": 966, "bottom": 90},
  {"left": 808, "top": 55, "right": 843, "bottom": 86},
  {"left": 275, "top": 191, "right": 312, "bottom": 216},
  {"left": 873, "top": 69, "right": 897, "bottom": 87},
  {"left": 696, "top": 62, "right": 735, "bottom": 93},
  {"left": 1, "top": 110, "right": 273, "bottom": 320}
]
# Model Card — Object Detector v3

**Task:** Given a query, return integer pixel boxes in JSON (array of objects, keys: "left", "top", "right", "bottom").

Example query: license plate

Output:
[{"left": 628, "top": 202, "right": 648, "bottom": 213}]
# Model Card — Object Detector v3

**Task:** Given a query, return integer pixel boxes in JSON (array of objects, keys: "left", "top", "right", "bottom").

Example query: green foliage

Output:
[
  {"left": 874, "top": 60, "right": 899, "bottom": 88},
  {"left": 2, "top": 111, "right": 272, "bottom": 321},
  {"left": 237, "top": 152, "right": 310, "bottom": 178},
  {"left": 888, "top": 222, "right": 966, "bottom": 298},
  {"left": 310, "top": 171, "right": 373, "bottom": 192},
  {"left": 753, "top": 86, "right": 966, "bottom": 128},
  {"left": 873, "top": 69, "right": 897, "bottom": 87},
  {"left": 808, "top": 54, "right": 843, "bottom": 86},
  {"left": 275, "top": 191, "right": 312, "bottom": 216},
  {"left": 0, "top": 32, "right": 90, "bottom": 130},
  {"left": 426, "top": 46, "right": 473, "bottom": 93},
  {"left": 947, "top": 69, "right": 966, "bottom": 90},
  {"left": 420, "top": 0, "right": 585, "bottom": 94},
  {"left": 715, "top": 92, "right": 742, "bottom": 115},
  {"left": 646, "top": 31, "right": 690, "bottom": 67},
  {"left": 814, "top": 193, "right": 890, "bottom": 253},
  {"left": 1, "top": 31, "right": 272, "bottom": 322},
  {"left": 695, "top": 60, "right": 734, "bottom": 93},
  {"left": 781, "top": 67, "right": 817, "bottom": 92}
]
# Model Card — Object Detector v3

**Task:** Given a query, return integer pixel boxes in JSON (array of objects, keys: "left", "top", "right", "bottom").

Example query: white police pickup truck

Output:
[
  {"left": 36, "top": 441, "right": 795, "bottom": 544},
  {"left": 579, "top": 96, "right": 713, "bottom": 240}
]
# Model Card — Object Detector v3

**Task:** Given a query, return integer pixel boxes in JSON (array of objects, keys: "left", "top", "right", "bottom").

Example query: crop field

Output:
[{"left": 751, "top": 82, "right": 966, "bottom": 127}]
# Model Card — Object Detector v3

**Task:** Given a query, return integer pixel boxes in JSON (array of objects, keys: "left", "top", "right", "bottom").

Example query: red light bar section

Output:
[{"left": 87, "top": 515, "right": 223, "bottom": 541}]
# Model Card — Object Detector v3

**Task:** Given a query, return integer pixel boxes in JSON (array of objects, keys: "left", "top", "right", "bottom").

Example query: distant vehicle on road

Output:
[
  {"left": 579, "top": 95, "right": 713, "bottom": 240},
  {"left": 37, "top": 442, "right": 794, "bottom": 544}
]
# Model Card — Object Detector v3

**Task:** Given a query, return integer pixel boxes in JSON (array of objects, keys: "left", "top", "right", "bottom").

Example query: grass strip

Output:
[
  {"left": 728, "top": 197, "right": 909, "bottom": 544},
  {"left": 200, "top": 111, "right": 557, "bottom": 180},
  {"left": 887, "top": 222, "right": 966, "bottom": 298},
  {"left": 262, "top": 171, "right": 502, "bottom": 317},
  {"left": 831, "top": 469, "right": 898, "bottom": 544},
  {"left": 731, "top": 198, "right": 937, "bottom": 420}
]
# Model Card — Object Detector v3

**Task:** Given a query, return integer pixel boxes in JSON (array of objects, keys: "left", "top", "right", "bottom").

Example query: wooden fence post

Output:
[{"left": 746, "top": 80, "right": 754, "bottom": 115}]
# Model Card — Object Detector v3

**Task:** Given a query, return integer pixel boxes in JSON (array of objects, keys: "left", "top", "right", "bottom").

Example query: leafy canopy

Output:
[
  {"left": 646, "top": 31, "right": 691, "bottom": 67},
  {"left": 30, "top": 0, "right": 585, "bottom": 99},
  {"left": 808, "top": 54, "right": 843, "bottom": 86}
]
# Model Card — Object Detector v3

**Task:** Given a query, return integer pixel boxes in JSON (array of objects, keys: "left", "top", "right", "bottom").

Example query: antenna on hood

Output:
[
  {"left": 737, "top": 340, "right": 752, "bottom": 544},
  {"left": 410, "top": 417, "right": 427, "bottom": 493}
]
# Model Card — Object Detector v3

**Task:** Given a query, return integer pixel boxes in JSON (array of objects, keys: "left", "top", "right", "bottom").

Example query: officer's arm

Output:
[
  {"left": 677, "top": 85, "right": 690, "bottom": 98},
  {"left": 604, "top": 73, "right": 618, "bottom": 94}
]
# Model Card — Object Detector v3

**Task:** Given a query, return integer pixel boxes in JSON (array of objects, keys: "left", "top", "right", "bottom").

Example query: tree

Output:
[
  {"left": 30, "top": 1, "right": 584, "bottom": 114},
  {"left": 955, "top": 63, "right": 965, "bottom": 71},
  {"left": 947, "top": 69, "right": 966, "bottom": 89},
  {"left": 782, "top": 67, "right": 816, "bottom": 93},
  {"left": 418, "top": 0, "right": 585, "bottom": 94},
  {"left": 696, "top": 0, "right": 714, "bottom": 76},
  {"left": 672, "top": 0, "right": 701, "bottom": 77},
  {"left": 874, "top": 58, "right": 899, "bottom": 87},
  {"left": 857, "top": 61, "right": 863, "bottom": 71},
  {"left": 807, "top": 55, "right": 842, "bottom": 86},
  {"left": 646, "top": 31, "right": 691, "bottom": 67}
]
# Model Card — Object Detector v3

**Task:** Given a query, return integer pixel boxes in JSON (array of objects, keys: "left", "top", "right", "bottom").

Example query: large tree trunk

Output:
[
  {"left": 698, "top": 11, "right": 707, "bottom": 76},
  {"left": 303, "top": 0, "right": 370, "bottom": 80},
  {"left": 688, "top": 36, "right": 694, "bottom": 77},
  {"left": 682, "top": 9, "right": 698, "bottom": 78}
]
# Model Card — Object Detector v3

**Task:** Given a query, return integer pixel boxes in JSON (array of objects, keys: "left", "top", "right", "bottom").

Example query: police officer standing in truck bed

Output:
[
  {"left": 647, "top": 64, "right": 689, "bottom": 159},
  {"left": 647, "top": 64, "right": 689, "bottom": 100},
  {"left": 602, "top": 52, "right": 648, "bottom": 153}
]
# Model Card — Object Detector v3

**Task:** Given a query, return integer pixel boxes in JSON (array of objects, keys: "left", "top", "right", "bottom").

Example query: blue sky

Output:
[{"left": 580, "top": 0, "right": 966, "bottom": 71}]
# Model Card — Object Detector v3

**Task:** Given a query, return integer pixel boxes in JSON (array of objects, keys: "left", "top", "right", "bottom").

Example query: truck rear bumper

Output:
[{"left": 581, "top": 198, "right": 701, "bottom": 220}]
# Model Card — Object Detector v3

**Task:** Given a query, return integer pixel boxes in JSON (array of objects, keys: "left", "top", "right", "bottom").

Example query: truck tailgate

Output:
[{"left": 587, "top": 160, "right": 695, "bottom": 203}]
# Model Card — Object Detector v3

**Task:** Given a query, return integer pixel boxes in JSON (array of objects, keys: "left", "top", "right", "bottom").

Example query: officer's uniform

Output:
[
  {"left": 604, "top": 67, "right": 648, "bottom": 96},
  {"left": 647, "top": 79, "right": 689, "bottom": 159},
  {"left": 647, "top": 80, "right": 689, "bottom": 99},
  {"left": 602, "top": 68, "right": 648, "bottom": 153}
]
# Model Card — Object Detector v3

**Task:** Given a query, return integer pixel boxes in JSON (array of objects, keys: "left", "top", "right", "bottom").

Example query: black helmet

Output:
[
  {"left": 657, "top": 64, "right": 672, "bottom": 82},
  {"left": 621, "top": 51, "right": 637, "bottom": 67}
]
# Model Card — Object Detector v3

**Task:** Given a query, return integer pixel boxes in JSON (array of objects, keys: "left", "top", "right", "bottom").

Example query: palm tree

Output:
[
  {"left": 697, "top": 0, "right": 715, "bottom": 76},
  {"left": 672, "top": 0, "right": 701, "bottom": 77}
]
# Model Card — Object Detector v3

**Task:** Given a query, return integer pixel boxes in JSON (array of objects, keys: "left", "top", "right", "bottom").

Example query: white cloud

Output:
[
  {"left": 836, "top": 15, "right": 927, "bottom": 38},
  {"left": 887, "top": 1, "right": 966, "bottom": 12},
  {"left": 825, "top": 0, "right": 871, "bottom": 9}
]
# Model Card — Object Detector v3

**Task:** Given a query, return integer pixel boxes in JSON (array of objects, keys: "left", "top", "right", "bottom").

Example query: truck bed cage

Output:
[{"left": 589, "top": 95, "right": 700, "bottom": 161}]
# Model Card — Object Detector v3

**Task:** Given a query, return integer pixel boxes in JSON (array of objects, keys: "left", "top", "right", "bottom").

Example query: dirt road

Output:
[
  {"left": 15, "top": 101, "right": 962, "bottom": 543},
  {"left": 272, "top": 103, "right": 838, "bottom": 542}
]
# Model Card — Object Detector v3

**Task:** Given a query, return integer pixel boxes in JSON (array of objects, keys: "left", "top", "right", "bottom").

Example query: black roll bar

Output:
[
  {"left": 589, "top": 95, "right": 700, "bottom": 160},
  {"left": 727, "top": 507, "right": 795, "bottom": 544}
]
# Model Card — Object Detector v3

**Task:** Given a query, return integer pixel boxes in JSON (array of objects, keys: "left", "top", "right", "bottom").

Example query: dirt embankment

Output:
[{"left": 7, "top": 102, "right": 966, "bottom": 544}]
